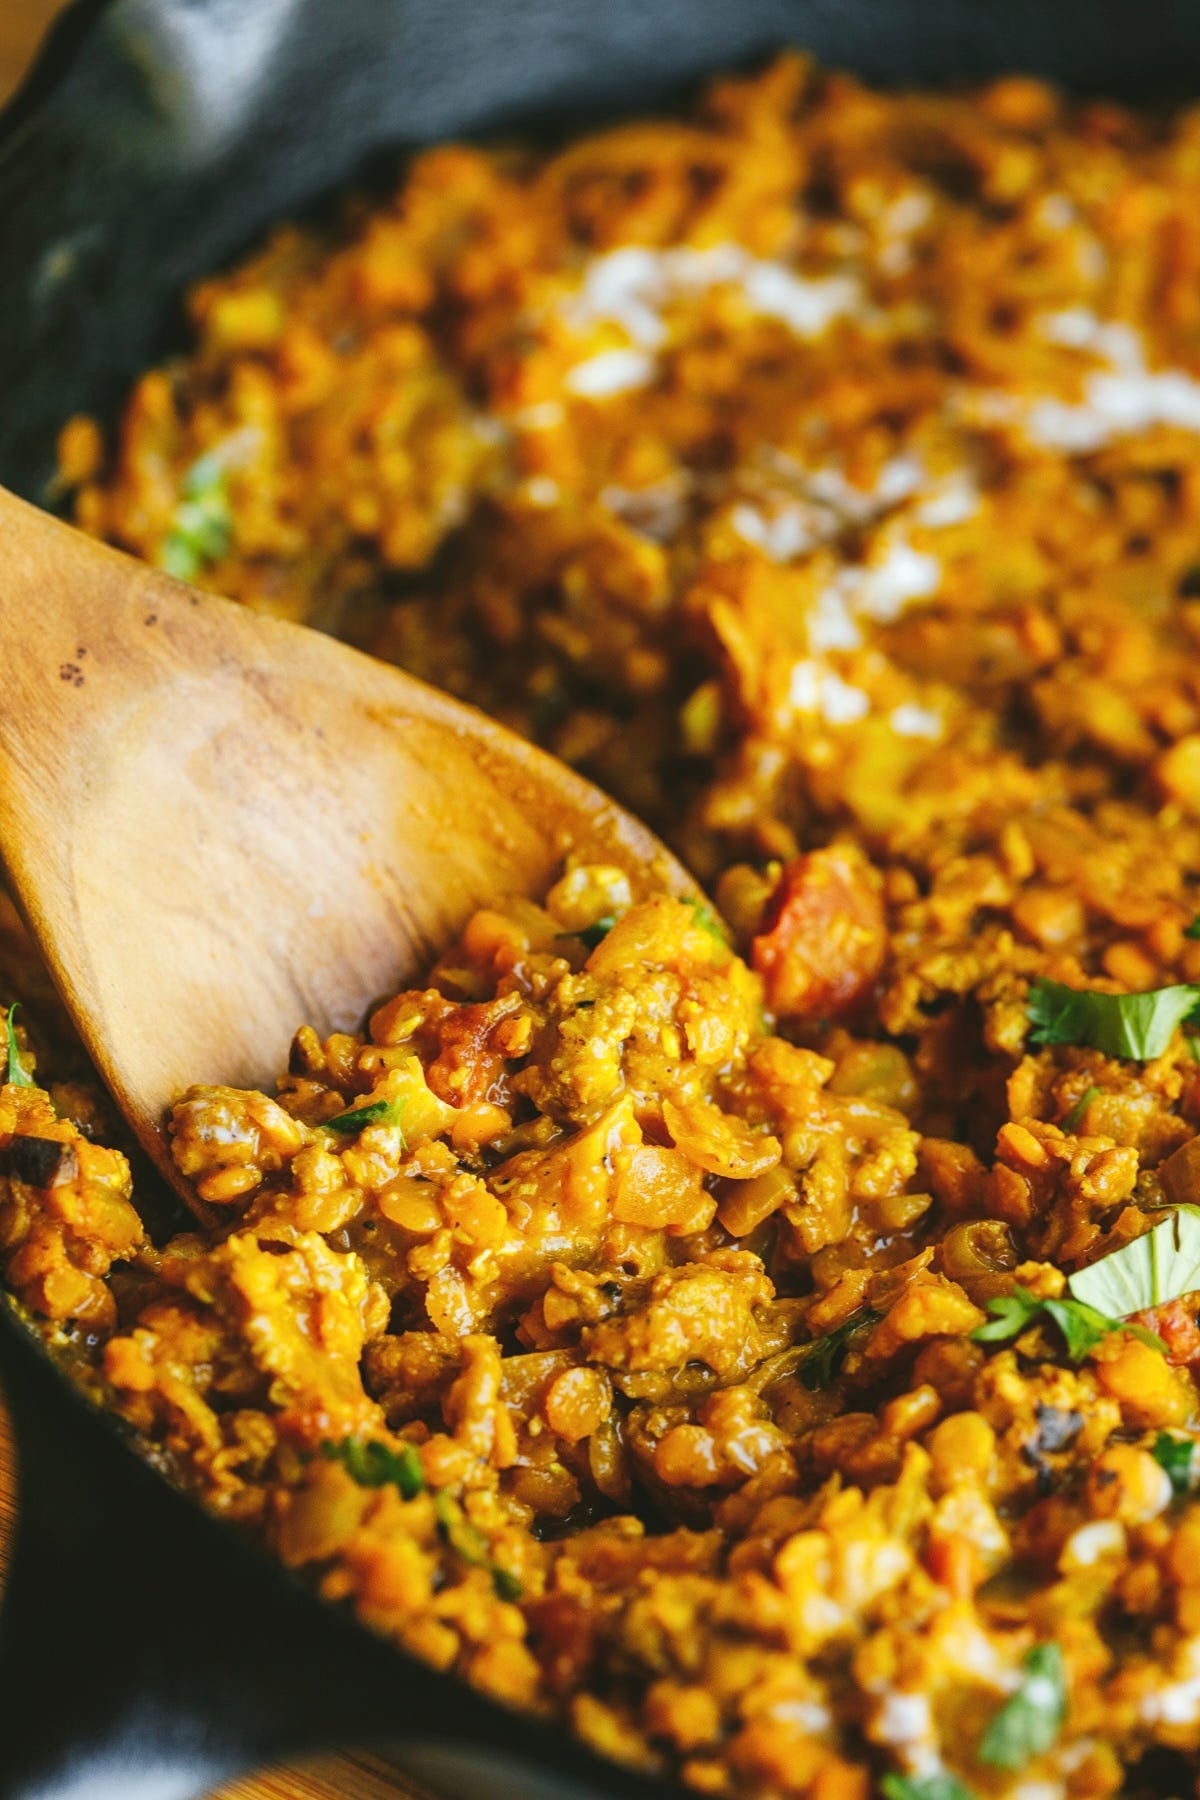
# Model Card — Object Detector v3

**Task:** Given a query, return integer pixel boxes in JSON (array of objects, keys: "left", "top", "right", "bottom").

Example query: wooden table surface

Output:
[{"left": 0, "top": 7, "right": 432, "bottom": 1797}]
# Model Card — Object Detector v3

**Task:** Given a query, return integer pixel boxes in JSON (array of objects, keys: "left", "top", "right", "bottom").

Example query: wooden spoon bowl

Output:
[{"left": 0, "top": 488, "right": 691, "bottom": 1214}]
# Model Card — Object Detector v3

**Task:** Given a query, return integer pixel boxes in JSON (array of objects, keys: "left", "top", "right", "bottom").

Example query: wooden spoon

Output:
[{"left": 0, "top": 486, "right": 691, "bottom": 1213}]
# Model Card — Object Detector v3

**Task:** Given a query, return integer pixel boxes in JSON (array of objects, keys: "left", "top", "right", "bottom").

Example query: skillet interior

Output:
[
  {"left": 4, "top": 4, "right": 1200, "bottom": 1799},
  {"left": 4, "top": 0, "right": 1200, "bottom": 499}
]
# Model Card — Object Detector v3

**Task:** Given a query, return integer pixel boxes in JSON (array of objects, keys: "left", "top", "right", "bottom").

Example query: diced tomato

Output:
[
  {"left": 751, "top": 845, "right": 886, "bottom": 1020},
  {"left": 925, "top": 1533, "right": 982, "bottom": 1599},
  {"left": 1136, "top": 1293, "right": 1200, "bottom": 1366}
]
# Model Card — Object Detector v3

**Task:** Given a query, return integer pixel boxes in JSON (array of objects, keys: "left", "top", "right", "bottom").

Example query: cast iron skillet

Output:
[{"left": 2, "top": 2, "right": 1200, "bottom": 1796}]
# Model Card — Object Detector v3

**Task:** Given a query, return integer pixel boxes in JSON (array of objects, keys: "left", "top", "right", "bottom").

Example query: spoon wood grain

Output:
[{"left": 0, "top": 486, "right": 691, "bottom": 1216}]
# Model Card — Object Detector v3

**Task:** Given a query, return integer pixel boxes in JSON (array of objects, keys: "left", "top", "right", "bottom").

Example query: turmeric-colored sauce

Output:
[{"left": 10, "top": 52, "right": 1200, "bottom": 1797}]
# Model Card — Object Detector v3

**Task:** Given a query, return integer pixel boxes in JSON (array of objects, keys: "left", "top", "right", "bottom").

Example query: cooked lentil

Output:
[{"left": 10, "top": 48, "right": 1200, "bottom": 1800}]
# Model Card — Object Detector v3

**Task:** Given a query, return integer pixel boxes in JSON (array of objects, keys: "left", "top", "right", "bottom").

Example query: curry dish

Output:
[{"left": 11, "top": 51, "right": 1200, "bottom": 1799}]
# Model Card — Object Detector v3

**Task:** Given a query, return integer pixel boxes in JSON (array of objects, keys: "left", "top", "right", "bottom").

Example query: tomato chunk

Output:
[
  {"left": 1137, "top": 1294, "right": 1200, "bottom": 1367},
  {"left": 751, "top": 845, "right": 885, "bottom": 1020}
]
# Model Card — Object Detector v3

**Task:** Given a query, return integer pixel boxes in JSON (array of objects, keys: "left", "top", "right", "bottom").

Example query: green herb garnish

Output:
[
  {"left": 881, "top": 1776, "right": 976, "bottom": 1800},
  {"left": 433, "top": 1489, "right": 487, "bottom": 1559},
  {"left": 324, "top": 1096, "right": 407, "bottom": 1136},
  {"left": 323, "top": 1437, "right": 424, "bottom": 1499},
  {"left": 1027, "top": 977, "right": 1200, "bottom": 1062},
  {"left": 977, "top": 1642, "right": 1067, "bottom": 1771},
  {"left": 1045, "top": 1297, "right": 1165, "bottom": 1360},
  {"left": 160, "top": 452, "right": 232, "bottom": 581},
  {"left": 1154, "top": 1431, "right": 1199, "bottom": 1496},
  {"left": 3, "top": 1004, "right": 34, "bottom": 1089},
  {"left": 972, "top": 1285, "right": 1166, "bottom": 1363},
  {"left": 684, "top": 898, "right": 730, "bottom": 946},
  {"left": 557, "top": 916, "right": 616, "bottom": 951},
  {"left": 1062, "top": 1085, "right": 1100, "bottom": 1132},
  {"left": 492, "top": 1565, "right": 524, "bottom": 1602},
  {"left": 1067, "top": 1207, "right": 1200, "bottom": 1320},
  {"left": 972, "top": 1288, "right": 1055, "bottom": 1346},
  {"left": 433, "top": 1490, "right": 522, "bottom": 1600},
  {"left": 800, "top": 1308, "right": 881, "bottom": 1391},
  {"left": 327, "top": 1447, "right": 521, "bottom": 1599},
  {"left": 1185, "top": 917, "right": 1200, "bottom": 941}
]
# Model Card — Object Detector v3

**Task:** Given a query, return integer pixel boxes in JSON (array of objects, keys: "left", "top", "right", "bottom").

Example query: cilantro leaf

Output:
[
  {"left": 1067, "top": 1207, "right": 1200, "bottom": 1319},
  {"left": 800, "top": 1308, "right": 881, "bottom": 1391},
  {"left": 3, "top": 1004, "right": 34, "bottom": 1089},
  {"left": 160, "top": 453, "right": 232, "bottom": 581},
  {"left": 433, "top": 1489, "right": 490, "bottom": 1564},
  {"left": 558, "top": 916, "right": 616, "bottom": 950},
  {"left": 324, "top": 1096, "right": 406, "bottom": 1136},
  {"left": 971, "top": 1285, "right": 1165, "bottom": 1364},
  {"left": 971, "top": 1287, "right": 1042, "bottom": 1344},
  {"left": 1042, "top": 1296, "right": 1125, "bottom": 1362},
  {"left": 1061, "top": 1085, "right": 1100, "bottom": 1133},
  {"left": 1185, "top": 917, "right": 1200, "bottom": 941},
  {"left": 1027, "top": 977, "right": 1200, "bottom": 1062},
  {"left": 684, "top": 898, "right": 730, "bottom": 946},
  {"left": 978, "top": 1642, "right": 1067, "bottom": 1770},
  {"left": 881, "top": 1776, "right": 976, "bottom": 1800},
  {"left": 434, "top": 1490, "right": 522, "bottom": 1600},
  {"left": 1121, "top": 1322, "right": 1169, "bottom": 1353},
  {"left": 327, "top": 1448, "right": 522, "bottom": 1600},
  {"left": 1153, "top": 1431, "right": 1199, "bottom": 1496},
  {"left": 492, "top": 1565, "right": 524, "bottom": 1602},
  {"left": 323, "top": 1437, "right": 424, "bottom": 1498}
]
